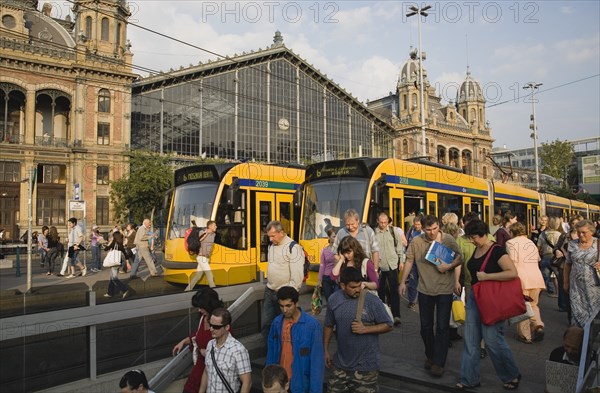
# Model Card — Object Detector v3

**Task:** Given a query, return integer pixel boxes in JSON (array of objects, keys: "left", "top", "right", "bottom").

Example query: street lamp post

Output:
[
  {"left": 523, "top": 82, "right": 542, "bottom": 190},
  {"left": 407, "top": 4, "right": 431, "bottom": 158}
]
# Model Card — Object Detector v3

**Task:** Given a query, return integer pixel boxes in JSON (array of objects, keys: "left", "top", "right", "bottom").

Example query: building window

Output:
[
  {"left": 97, "top": 123, "right": 110, "bottom": 145},
  {"left": 85, "top": 16, "right": 92, "bottom": 40},
  {"left": 41, "top": 164, "right": 66, "bottom": 184},
  {"left": 36, "top": 194, "right": 65, "bottom": 226},
  {"left": 402, "top": 139, "right": 408, "bottom": 155},
  {"left": 97, "top": 165, "right": 109, "bottom": 185},
  {"left": 101, "top": 17, "right": 109, "bottom": 41},
  {"left": 98, "top": 89, "right": 110, "bottom": 113},
  {"left": 0, "top": 161, "right": 20, "bottom": 182},
  {"left": 96, "top": 196, "right": 109, "bottom": 225}
]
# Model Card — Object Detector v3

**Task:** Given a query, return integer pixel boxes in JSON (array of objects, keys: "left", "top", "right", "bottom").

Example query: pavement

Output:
[{"left": 0, "top": 250, "right": 570, "bottom": 392}]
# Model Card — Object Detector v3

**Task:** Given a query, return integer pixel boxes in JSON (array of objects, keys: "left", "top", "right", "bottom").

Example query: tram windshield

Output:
[
  {"left": 168, "top": 183, "right": 218, "bottom": 240},
  {"left": 301, "top": 178, "right": 369, "bottom": 240}
]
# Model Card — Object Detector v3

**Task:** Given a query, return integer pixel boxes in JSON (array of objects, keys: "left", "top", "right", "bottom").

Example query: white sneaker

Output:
[
  {"left": 82, "top": 268, "right": 88, "bottom": 276},
  {"left": 66, "top": 274, "right": 76, "bottom": 278}
]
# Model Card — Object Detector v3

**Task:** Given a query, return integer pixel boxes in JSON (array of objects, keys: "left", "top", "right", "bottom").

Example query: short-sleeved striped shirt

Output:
[{"left": 205, "top": 334, "right": 251, "bottom": 393}]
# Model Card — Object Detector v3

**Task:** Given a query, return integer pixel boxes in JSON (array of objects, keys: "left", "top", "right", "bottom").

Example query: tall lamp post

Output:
[
  {"left": 406, "top": 4, "right": 431, "bottom": 158},
  {"left": 523, "top": 82, "right": 542, "bottom": 190}
]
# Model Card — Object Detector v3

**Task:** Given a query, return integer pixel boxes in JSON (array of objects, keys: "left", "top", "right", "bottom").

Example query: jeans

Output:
[
  {"left": 261, "top": 287, "right": 281, "bottom": 341},
  {"left": 321, "top": 275, "right": 339, "bottom": 301},
  {"left": 107, "top": 266, "right": 129, "bottom": 296},
  {"left": 540, "top": 256, "right": 556, "bottom": 293},
  {"left": 378, "top": 268, "right": 400, "bottom": 318},
  {"left": 407, "top": 264, "right": 419, "bottom": 303},
  {"left": 418, "top": 292, "right": 452, "bottom": 367},
  {"left": 91, "top": 245, "right": 101, "bottom": 270},
  {"left": 460, "top": 291, "right": 520, "bottom": 386}
]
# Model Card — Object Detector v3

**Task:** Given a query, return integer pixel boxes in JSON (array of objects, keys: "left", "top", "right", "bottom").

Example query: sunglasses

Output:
[{"left": 209, "top": 323, "right": 226, "bottom": 330}]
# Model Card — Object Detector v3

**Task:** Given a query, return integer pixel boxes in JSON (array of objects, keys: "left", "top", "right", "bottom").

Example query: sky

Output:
[{"left": 57, "top": 1, "right": 600, "bottom": 150}]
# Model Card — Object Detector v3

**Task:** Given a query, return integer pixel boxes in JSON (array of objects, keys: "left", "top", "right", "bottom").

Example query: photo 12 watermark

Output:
[
  {"left": 199, "top": 1, "right": 339, "bottom": 24},
  {"left": 401, "top": 1, "right": 540, "bottom": 24}
]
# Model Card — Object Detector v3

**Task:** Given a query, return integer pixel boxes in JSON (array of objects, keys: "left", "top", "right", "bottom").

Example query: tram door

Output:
[
  {"left": 527, "top": 205, "right": 539, "bottom": 235},
  {"left": 255, "top": 192, "right": 275, "bottom": 274},
  {"left": 427, "top": 192, "right": 438, "bottom": 217},
  {"left": 389, "top": 188, "right": 404, "bottom": 230}
]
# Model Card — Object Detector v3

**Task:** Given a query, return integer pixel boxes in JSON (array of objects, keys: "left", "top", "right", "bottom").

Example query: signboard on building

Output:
[
  {"left": 69, "top": 200, "right": 86, "bottom": 211},
  {"left": 582, "top": 156, "right": 600, "bottom": 184}
]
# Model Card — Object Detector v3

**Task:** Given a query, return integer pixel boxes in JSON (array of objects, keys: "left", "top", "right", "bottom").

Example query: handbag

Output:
[
  {"left": 508, "top": 300, "right": 535, "bottom": 325},
  {"left": 311, "top": 286, "right": 323, "bottom": 315},
  {"left": 472, "top": 244, "right": 526, "bottom": 326},
  {"left": 452, "top": 296, "right": 466, "bottom": 324},
  {"left": 103, "top": 247, "right": 121, "bottom": 267}
]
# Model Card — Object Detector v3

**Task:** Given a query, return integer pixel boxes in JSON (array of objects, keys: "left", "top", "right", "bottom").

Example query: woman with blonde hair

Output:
[{"left": 506, "top": 222, "right": 546, "bottom": 343}]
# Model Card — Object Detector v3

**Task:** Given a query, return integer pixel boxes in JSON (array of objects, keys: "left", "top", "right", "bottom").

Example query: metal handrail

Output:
[{"left": 148, "top": 284, "right": 265, "bottom": 392}]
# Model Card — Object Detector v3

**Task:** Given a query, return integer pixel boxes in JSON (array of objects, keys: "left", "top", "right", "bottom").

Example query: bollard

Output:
[{"left": 15, "top": 245, "right": 21, "bottom": 277}]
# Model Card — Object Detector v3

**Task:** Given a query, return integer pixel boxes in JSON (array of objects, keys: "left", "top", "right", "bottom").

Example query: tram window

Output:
[
  {"left": 404, "top": 191, "right": 425, "bottom": 218},
  {"left": 470, "top": 199, "right": 483, "bottom": 220},
  {"left": 279, "top": 202, "right": 292, "bottom": 236},
  {"left": 259, "top": 201, "right": 272, "bottom": 262},
  {"left": 215, "top": 188, "right": 247, "bottom": 250},
  {"left": 439, "top": 194, "right": 462, "bottom": 217},
  {"left": 496, "top": 201, "right": 527, "bottom": 224},
  {"left": 169, "top": 183, "right": 218, "bottom": 240},
  {"left": 428, "top": 201, "right": 436, "bottom": 216}
]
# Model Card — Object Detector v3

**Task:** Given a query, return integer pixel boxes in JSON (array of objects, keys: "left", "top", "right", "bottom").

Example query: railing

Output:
[
  {"left": 0, "top": 281, "right": 264, "bottom": 391},
  {"left": 34, "top": 136, "right": 70, "bottom": 148},
  {"left": 148, "top": 284, "right": 265, "bottom": 392},
  {"left": 0, "top": 133, "right": 25, "bottom": 144}
]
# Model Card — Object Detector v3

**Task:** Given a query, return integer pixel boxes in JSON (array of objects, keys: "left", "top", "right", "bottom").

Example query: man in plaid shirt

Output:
[{"left": 200, "top": 308, "right": 252, "bottom": 393}]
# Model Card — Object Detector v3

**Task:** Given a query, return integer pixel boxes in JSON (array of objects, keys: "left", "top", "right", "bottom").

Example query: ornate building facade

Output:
[
  {"left": 368, "top": 50, "right": 494, "bottom": 178},
  {"left": 0, "top": 0, "right": 136, "bottom": 240}
]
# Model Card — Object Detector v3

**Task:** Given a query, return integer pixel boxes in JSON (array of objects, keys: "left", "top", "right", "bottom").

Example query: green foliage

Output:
[
  {"left": 539, "top": 140, "right": 574, "bottom": 182},
  {"left": 109, "top": 150, "right": 174, "bottom": 225}
]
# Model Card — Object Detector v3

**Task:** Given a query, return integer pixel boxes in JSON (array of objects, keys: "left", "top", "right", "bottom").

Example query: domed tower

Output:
[
  {"left": 456, "top": 67, "right": 486, "bottom": 132},
  {"left": 396, "top": 48, "right": 431, "bottom": 121},
  {"left": 72, "top": 0, "right": 132, "bottom": 63}
]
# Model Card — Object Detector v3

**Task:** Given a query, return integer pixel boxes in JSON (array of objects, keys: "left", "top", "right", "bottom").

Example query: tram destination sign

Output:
[
  {"left": 175, "top": 166, "right": 219, "bottom": 186},
  {"left": 306, "top": 160, "right": 369, "bottom": 181}
]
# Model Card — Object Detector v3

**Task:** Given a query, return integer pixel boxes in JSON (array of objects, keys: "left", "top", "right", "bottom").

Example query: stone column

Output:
[{"left": 25, "top": 90, "right": 36, "bottom": 144}]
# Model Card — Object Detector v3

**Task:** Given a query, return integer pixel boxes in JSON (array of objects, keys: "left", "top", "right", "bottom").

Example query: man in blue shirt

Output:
[
  {"left": 324, "top": 267, "right": 393, "bottom": 392},
  {"left": 266, "top": 286, "right": 324, "bottom": 393}
]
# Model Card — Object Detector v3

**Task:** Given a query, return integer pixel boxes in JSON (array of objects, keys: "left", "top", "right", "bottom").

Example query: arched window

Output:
[
  {"left": 483, "top": 166, "right": 487, "bottom": 179},
  {"left": 85, "top": 16, "right": 92, "bottom": 40},
  {"left": 479, "top": 108, "right": 483, "bottom": 123},
  {"left": 402, "top": 139, "right": 408, "bottom": 155},
  {"left": 470, "top": 108, "right": 476, "bottom": 122},
  {"left": 98, "top": 89, "right": 110, "bottom": 113},
  {"left": 411, "top": 93, "right": 418, "bottom": 110},
  {"left": 402, "top": 94, "right": 407, "bottom": 110},
  {"left": 425, "top": 138, "right": 430, "bottom": 154},
  {"left": 101, "top": 17, "right": 109, "bottom": 41}
]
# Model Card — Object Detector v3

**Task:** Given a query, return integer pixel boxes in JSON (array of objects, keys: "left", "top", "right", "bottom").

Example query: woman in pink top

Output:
[
  {"left": 318, "top": 228, "right": 339, "bottom": 301},
  {"left": 506, "top": 222, "right": 546, "bottom": 343}
]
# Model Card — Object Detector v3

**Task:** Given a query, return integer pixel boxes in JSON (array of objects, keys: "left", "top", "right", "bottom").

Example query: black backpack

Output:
[
  {"left": 185, "top": 227, "right": 203, "bottom": 255},
  {"left": 288, "top": 241, "right": 310, "bottom": 282}
]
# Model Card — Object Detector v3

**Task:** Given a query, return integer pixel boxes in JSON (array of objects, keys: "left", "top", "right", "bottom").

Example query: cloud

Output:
[
  {"left": 560, "top": 6, "right": 575, "bottom": 14},
  {"left": 555, "top": 34, "right": 600, "bottom": 65},
  {"left": 489, "top": 43, "right": 548, "bottom": 78},
  {"left": 435, "top": 72, "right": 464, "bottom": 102}
]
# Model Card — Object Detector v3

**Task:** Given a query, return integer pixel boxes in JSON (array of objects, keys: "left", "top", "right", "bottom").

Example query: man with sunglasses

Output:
[{"left": 200, "top": 308, "right": 252, "bottom": 393}]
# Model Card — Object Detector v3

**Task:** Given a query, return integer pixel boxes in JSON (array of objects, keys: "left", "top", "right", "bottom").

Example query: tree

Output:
[
  {"left": 539, "top": 139, "right": 574, "bottom": 185},
  {"left": 109, "top": 150, "right": 174, "bottom": 224}
]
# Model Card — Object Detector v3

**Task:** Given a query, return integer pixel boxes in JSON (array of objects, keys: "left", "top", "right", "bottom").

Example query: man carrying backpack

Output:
[
  {"left": 262, "top": 220, "right": 305, "bottom": 341},
  {"left": 185, "top": 221, "right": 217, "bottom": 291}
]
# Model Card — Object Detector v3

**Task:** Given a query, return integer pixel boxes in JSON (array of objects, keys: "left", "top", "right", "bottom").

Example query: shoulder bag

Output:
[
  {"left": 103, "top": 246, "right": 122, "bottom": 267},
  {"left": 472, "top": 244, "right": 526, "bottom": 325},
  {"left": 210, "top": 346, "right": 236, "bottom": 393}
]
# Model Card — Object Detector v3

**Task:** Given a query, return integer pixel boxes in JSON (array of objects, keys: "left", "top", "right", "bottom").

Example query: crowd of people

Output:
[
  {"left": 161, "top": 210, "right": 600, "bottom": 393},
  {"left": 36, "top": 218, "right": 160, "bottom": 299}
]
